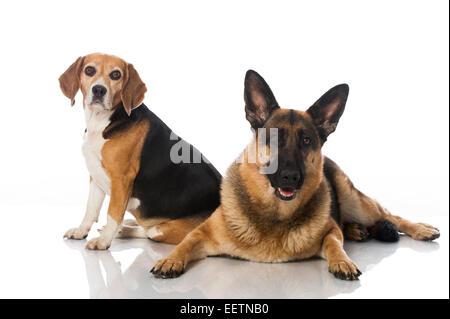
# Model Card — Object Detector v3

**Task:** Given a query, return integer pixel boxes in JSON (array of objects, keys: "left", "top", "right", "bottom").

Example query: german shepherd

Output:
[{"left": 151, "top": 70, "right": 440, "bottom": 280}]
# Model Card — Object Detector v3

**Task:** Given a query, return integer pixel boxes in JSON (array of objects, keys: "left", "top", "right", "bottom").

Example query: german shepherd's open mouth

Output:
[{"left": 276, "top": 187, "right": 297, "bottom": 200}]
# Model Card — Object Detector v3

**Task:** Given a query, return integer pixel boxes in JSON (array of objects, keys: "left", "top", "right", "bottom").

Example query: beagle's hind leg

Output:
[
  {"left": 145, "top": 216, "right": 208, "bottom": 245},
  {"left": 98, "top": 220, "right": 148, "bottom": 239},
  {"left": 115, "top": 224, "right": 148, "bottom": 239},
  {"left": 111, "top": 216, "right": 207, "bottom": 241},
  {"left": 123, "top": 219, "right": 139, "bottom": 227}
]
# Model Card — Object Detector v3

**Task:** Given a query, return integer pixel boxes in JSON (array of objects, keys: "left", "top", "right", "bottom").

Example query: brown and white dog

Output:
[{"left": 60, "top": 53, "right": 221, "bottom": 250}]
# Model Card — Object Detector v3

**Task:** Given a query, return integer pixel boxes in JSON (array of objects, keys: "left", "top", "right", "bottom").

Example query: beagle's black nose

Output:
[{"left": 92, "top": 85, "right": 107, "bottom": 98}]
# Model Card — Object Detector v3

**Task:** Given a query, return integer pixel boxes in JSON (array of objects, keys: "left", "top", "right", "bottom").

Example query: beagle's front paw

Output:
[
  {"left": 64, "top": 227, "right": 89, "bottom": 240},
  {"left": 85, "top": 237, "right": 111, "bottom": 250}
]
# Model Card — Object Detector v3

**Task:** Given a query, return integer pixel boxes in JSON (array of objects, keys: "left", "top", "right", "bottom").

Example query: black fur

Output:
[
  {"left": 106, "top": 103, "right": 221, "bottom": 219},
  {"left": 369, "top": 219, "right": 400, "bottom": 242},
  {"left": 323, "top": 160, "right": 341, "bottom": 224}
]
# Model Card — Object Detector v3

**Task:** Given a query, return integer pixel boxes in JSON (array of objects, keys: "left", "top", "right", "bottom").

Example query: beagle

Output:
[{"left": 60, "top": 53, "right": 221, "bottom": 250}]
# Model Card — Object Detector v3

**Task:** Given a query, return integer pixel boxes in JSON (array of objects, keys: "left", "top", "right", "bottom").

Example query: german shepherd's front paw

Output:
[
  {"left": 410, "top": 223, "right": 440, "bottom": 241},
  {"left": 328, "top": 260, "right": 362, "bottom": 281},
  {"left": 151, "top": 258, "right": 185, "bottom": 279}
]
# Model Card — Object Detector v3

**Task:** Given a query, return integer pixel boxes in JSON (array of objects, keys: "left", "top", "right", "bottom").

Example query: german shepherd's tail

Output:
[{"left": 367, "top": 219, "right": 399, "bottom": 242}]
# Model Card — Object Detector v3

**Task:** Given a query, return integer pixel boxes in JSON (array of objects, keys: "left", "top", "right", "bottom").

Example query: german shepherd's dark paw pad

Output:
[
  {"left": 328, "top": 260, "right": 361, "bottom": 281},
  {"left": 343, "top": 223, "right": 370, "bottom": 241},
  {"left": 151, "top": 259, "right": 185, "bottom": 279},
  {"left": 410, "top": 223, "right": 440, "bottom": 241}
]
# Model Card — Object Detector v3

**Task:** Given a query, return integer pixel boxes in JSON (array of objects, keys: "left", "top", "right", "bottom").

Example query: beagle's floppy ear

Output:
[
  {"left": 121, "top": 63, "right": 147, "bottom": 116},
  {"left": 59, "top": 56, "right": 84, "bottom": 106},
  {"left": 244, "top": 70, "right": 279, "bottom": 129},
  {"left": 307, "top": 84, "right": 349, "bottom": 143}
]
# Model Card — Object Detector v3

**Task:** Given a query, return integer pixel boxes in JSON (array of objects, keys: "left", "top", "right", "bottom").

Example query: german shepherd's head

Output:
[{"left": 244, "top": 70, "right": 349, "bottom": 203}]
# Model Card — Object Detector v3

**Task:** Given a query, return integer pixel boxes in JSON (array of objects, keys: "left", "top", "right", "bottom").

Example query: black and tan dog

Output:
[
  {"left": 151, "top": 70, "right": 440, "bottom": 280},
  {"left": 60, "top": 53, "right": 221, "bottom": 250}
]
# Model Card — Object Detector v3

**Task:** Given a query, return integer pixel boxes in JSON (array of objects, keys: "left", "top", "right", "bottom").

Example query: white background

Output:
[{"left": 0, "top": 0, "right": 448, "bottom": 299}]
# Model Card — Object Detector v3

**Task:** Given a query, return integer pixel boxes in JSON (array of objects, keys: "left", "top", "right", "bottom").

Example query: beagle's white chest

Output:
[{"left": 82, "top": 109, "right": 113, "bottom": 195}]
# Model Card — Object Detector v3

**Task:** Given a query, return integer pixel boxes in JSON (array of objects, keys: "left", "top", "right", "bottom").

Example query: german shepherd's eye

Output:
[
  {"left": 303, "top": 136, "right": 311, "bottom": 145},
  {"left": 297, "top": 130, "right": 312, "bottom": 147},
  {"left": 84, "top": 66, "right": 96, "bottom": 77},
  {"left": 110, "top": 70, "right": 121, "bottom": 80}
]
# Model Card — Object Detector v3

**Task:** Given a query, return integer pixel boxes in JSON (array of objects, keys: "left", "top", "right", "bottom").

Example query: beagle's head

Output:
[{"left": 59, "top": 53, "right": 147, "bottom": 115}]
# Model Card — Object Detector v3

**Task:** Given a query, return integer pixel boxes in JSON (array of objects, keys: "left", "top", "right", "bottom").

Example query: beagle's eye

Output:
[
  {"left": 110, "top": 70, "right": 121, "bottom": 80},
  {"left": 303, "top": 136, "right": 311, "bottom": 145},
  {"left": 84, "top": 66, "right": 96, "bottom": 77}
]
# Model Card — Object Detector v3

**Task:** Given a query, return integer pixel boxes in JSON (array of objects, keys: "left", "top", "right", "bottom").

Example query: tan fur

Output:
[
  {"left": 221, "top": 161, "right": 330, "bottom": 261},
  {"left": 101, "top": 119, "right": 149, "bottom": 224},
  {"left": 121, "top": 63, "right": 147, "bottom": 115},
  {"left": 322, "top": 222, "right": 361, "bottom": 280},
  {"left": 343, "top": 223, "right": 369, "bottom": 241},
  {"left": 146, "top": 218, "right": 208, "bottom": 245}
]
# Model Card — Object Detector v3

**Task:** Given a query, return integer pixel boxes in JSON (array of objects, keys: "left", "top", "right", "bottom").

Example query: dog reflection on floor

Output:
[{"left": 64, "top": 235, "right": 439, "bottom": 298}]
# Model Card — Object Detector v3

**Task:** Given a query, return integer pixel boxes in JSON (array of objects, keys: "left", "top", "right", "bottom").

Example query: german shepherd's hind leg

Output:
[
  {"left": 384, "top": 215, "right": 440, "bottom": 241},
  {"left": 322, "top": 221, "right": 362, "bottom": 280},
  {"left": 151, "top": 209, "right": 223, "bottom": 278},
  {"left": 343, "top": 223, "right": 370, "bottom": 241},
  {"left": 345, "top": 190, "right": 439, "bottom": 241},
  {"left": 325, "top": 157, "right": 440, "bottom": 242}
]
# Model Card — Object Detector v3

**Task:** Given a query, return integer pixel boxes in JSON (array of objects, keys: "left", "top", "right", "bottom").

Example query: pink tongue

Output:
[{"left": 279, "top": 188, "right": 295, "bottom": 197}]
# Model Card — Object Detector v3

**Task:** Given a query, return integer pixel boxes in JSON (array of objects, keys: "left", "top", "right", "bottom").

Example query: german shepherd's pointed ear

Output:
[
  {"left": 244, "top": 70, "right": 279, "bottom": 129},
  {"left": 121, "top": 63, "right": 147, "bottom": 116},
  {"left": 59, "top": 56, "right": 85, "bottom": 106},
  {"left": 307, "top": 84, "right": 349, "bottom": 143}
]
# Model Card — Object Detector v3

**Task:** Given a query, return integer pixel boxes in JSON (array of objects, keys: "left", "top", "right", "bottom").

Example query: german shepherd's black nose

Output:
[
  {"left": 280, "top": 169, "right": 301, "bottom": 186},
  {"left": 92, "top": 85, "right": 107, "bottom": 98}
]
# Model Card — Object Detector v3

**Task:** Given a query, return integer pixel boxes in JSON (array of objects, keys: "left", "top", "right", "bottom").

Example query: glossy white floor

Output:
[{"left": 0, "top": 204, "right": 447, "bottom": 299}]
